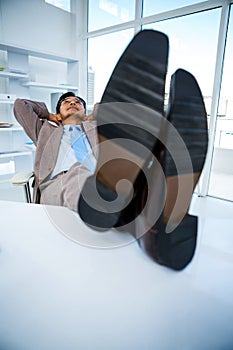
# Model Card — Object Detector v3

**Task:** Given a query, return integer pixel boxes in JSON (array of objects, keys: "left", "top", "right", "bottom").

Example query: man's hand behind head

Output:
[{"left": 48, "top": 113, "right": 62, "bottom": 125}]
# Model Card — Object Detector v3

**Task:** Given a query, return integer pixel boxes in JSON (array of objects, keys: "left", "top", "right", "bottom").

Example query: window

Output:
[
  {"left": 87, "top": 29, "right": 134, "bottom": 105},
  {"left": 143, "top": 0, "right": 208, "bottom": 17},
  {"left": 45, "top": 0, "right": 70, "bottom": 12},
  {"left": 88, "top": 0, "right": 135, "bottom": 31},
  {"left": 143, "top": 9, "right": 221, "bottom": 109},
  {"left": 86, "top": 1, "right": 233, "bottom": 202}
]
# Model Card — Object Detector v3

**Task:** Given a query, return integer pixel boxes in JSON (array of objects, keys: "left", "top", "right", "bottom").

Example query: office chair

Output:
[{"left": 11, "top": 171, "right": 34, "bottom": 203}]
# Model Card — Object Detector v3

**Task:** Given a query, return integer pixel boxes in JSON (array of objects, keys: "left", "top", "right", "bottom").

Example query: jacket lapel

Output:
[
  {"left": 82, "top": 121, "right": 98, "bottom": 158},
  {"left": 35, "top": 122, "right": 63, "bottom": 181}
]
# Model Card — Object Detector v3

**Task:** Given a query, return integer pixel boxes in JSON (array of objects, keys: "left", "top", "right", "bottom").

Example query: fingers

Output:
[{"left": 49, "top": 113, "right": 62, "bottom": 125}]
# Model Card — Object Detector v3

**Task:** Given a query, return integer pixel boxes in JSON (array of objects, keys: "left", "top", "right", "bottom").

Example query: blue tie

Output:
[
  {"left": 69, "top": 125, "right": 96, "bottom": 173},
  {"left": 70, "top": 125, "right": 88, "bottom": 163}
]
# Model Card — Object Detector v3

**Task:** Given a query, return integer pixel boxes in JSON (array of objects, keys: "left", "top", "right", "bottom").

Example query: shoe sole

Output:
[
  {"left": 164, "top": 68, "right": 208, "bottom": 225},
  {"left": 139, "top": 68, "right": 208, "bottom": 270},
  {"left": 78, "top": 29, "right": 169, "bottom": 230}
]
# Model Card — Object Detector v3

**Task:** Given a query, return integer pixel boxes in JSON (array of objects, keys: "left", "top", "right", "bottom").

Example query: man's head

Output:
[
  {"left": 56, "top": 92, "right": 87, "bottom": 123},
  {"left": 56, "top": 92, "right": 86, "bottom": 114}
]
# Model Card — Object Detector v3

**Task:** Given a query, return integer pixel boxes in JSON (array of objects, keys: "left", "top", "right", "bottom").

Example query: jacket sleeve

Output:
[{"left": 14, "top": 99, "right": 50, "bottom": 145}]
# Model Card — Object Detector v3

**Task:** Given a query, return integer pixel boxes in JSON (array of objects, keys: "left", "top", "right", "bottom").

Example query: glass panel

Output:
[
  {"left": 88, "top": 0, "right": 135, "bottom": 32},
  {"left": 45, "top": 0, "right": 70, "bottom": 12},
  {"left": 87, "top": 29, "right": 134, "bottom": 108},
  {"left": 208, "top": 7, "right": 233, "bottom": 201},
  {"left": 143, "top": 0, "right": 207, "bottom": 17},
  {"left": 143, "top": 9, "right": 220, "bottom": 116}
]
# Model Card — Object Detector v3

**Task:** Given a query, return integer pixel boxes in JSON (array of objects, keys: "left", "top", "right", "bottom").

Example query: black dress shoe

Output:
[
  {"left": 78, "top": 29, "right": 169, "bottom": 230},
  {"left": 138, "top": 68, "right": 208, "bottom": 270}
]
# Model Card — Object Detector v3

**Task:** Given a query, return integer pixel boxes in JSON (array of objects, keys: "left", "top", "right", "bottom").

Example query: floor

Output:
[
  {"left": 190, "top": 192, "right": 233, "bottom": 231},
  {"left": 208, "top": 172, "right": 233, "bottom": 202}
]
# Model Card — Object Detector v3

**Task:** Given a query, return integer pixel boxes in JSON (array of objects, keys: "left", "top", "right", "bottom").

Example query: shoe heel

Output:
[{"left": 140, "top": 214, "right": 198, "bottom": 270}]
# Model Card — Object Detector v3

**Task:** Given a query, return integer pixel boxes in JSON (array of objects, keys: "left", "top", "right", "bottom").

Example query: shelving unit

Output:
[{"left": 0, "top": 42, "right": 79, "bottom": 201}]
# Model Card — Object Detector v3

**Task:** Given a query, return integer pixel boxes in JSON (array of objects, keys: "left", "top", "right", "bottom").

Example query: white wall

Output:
[
  {"left": 0, "top": 0, "right": 76, "bottom": 58},
  {"left": 212, "top": 148, "right": 233, "bottom": 175}
]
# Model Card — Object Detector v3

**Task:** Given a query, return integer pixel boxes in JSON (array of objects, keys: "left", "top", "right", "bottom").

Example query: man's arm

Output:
[{"left": 14, "top": 99, "right": 50, "bottom": 145}]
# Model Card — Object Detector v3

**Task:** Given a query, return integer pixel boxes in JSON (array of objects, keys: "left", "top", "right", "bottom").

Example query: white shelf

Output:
[
  {"left": 0, "top": 151, "right": 32, "bottom": 159},
  {"left": 0, "top": 126, "right": 23, "bottom": 132},
  {"left": 22, "top": 82, "right": 78, "bottom": 90},
  {"left": 0, "top": 71, "right": 29, "bottom": 79},
  {"left": 0, "top": 100, "right": 15, "bottom": 104}
]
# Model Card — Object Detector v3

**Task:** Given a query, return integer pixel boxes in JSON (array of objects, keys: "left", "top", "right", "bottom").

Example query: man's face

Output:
[{"left": 59, "top": 96, "right": 85, "bottom": 121}]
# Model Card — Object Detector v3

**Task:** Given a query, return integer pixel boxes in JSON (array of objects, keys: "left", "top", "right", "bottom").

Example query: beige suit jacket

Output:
[{"left": 14, "top": 99, "right": 98, "bottom": 202}]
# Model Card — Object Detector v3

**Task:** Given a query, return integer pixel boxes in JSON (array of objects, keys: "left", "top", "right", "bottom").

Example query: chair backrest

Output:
[{"left": 11, "top": 171, "right": 34, "bottom": 203}]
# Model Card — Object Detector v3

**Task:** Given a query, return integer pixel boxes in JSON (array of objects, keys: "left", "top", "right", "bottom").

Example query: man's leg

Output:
[
  {"left": 40, "top": 164, "right": 92, "bottom": 212},
  {"left": 61, "top": 164, "right": 92, "bottom": 211}
]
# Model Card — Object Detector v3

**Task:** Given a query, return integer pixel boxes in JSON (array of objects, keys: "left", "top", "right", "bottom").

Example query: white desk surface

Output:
[{"left": 0, "top": 196, "right": 233, "bottom": 350}]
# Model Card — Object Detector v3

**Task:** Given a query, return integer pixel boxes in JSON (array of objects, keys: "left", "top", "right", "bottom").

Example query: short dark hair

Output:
[{"left": 56, "top": 92, "right": 86, "bottom": 113}]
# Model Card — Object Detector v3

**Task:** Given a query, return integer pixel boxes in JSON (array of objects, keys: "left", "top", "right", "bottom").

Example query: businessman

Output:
[{"left": 14, "top": 92, "right": 97, "bottom": 210}]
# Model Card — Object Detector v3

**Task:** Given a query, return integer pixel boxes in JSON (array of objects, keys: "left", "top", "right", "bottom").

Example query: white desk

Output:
[{"left": 0, "top": 198, "right": 233, "bottom": 350}]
